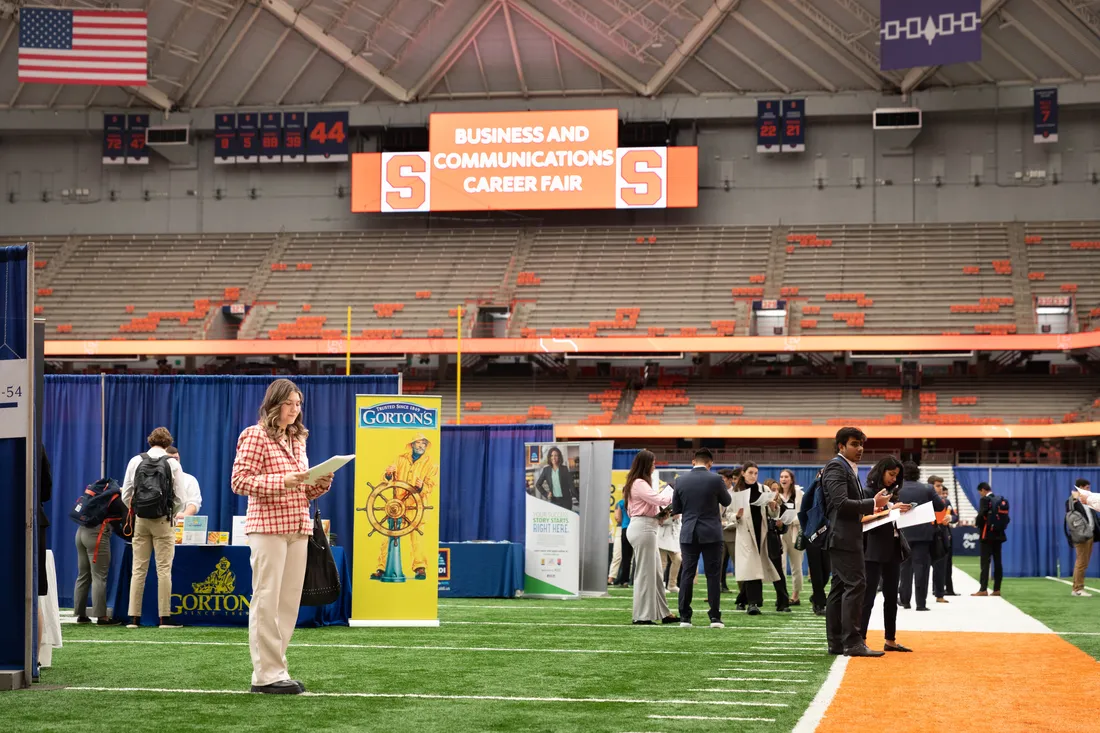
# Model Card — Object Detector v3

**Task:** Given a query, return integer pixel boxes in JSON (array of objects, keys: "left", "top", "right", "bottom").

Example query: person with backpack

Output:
[
  {"left": 70, "top": 478, "right": 126, "bottom": 625},
  {"left": 973, "top": 482, "right": 1008, "bottom": 597},
  {"left": 120, "top": 426, "right": 185, "bottom": 629},
  {"left": 1065, "top": 479, "right": 1099, "bottom": 597}
]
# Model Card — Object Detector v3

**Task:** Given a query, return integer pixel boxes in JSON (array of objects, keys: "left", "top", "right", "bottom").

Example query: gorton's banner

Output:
[
  {"left": 351, "top": 109, "right": 698, "bottom": 212},
  {"left": 351, "top": 394, "right": 442, "bottom": 627}
]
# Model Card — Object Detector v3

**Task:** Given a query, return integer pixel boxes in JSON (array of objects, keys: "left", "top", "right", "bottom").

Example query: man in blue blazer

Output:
[{"left": 671, "top": 448, "right": 732, "bottom": 628}]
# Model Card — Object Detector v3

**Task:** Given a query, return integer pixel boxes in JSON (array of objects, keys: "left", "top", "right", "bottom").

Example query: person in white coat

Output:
[
  {"left": 731, "top": 463, "right": 781, "bottom": 616},
  {"left": 777, "top": 469, "right": 804, "bottom": 605},
  {"left": 658, "top": 512, "right": 682, "bottom": 593}
]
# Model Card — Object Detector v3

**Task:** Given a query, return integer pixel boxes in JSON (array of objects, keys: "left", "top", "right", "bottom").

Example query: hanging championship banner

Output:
[
  {"left": 351, "top": 395, "right": 441, "bottom": 627},
  {"left": 524, "top": 442, "right": 581, "bottom": 598},
  {"left": 1033, "top": 88, "right": 1058, "bottom": 143}
]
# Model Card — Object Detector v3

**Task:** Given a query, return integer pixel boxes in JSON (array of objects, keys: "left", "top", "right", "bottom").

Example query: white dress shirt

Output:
[
  {"left": 121, "top": 446, "right": 186, "bottom": 516},
  {"left": 177, "top": 471, "right": 203, "bottom": 514}
]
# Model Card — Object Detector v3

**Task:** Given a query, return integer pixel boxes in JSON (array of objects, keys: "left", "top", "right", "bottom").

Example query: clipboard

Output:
[{"left": 305, "top": 454, "right": 355, "bottom": 482}]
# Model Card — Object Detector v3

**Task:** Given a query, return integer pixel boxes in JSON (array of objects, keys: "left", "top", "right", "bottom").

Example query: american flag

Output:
[{"left": 18, "top": 8, "right": 148, "bottom": 86}]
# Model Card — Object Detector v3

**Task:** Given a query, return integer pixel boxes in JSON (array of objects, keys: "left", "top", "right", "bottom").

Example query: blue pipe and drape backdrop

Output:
[
  {"left": 955, "top": 467, "right": 1100, "bottom": 578},
  {"left": 42, "top": 376, "right": 547, "bottom": 607}
]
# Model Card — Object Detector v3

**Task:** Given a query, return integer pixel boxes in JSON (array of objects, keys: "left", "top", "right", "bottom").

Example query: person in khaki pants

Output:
[
  {"left": 1067, "top": 479, "right": 1099, "bottom": 597},
  {"left": 231, "top": 379, "right": 332, "bottom": 695},
  {"left": 121, "top": 427, "right": 185, "bottom": 629}
]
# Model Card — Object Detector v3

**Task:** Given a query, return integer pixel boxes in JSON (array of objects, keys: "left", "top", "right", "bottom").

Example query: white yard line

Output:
[
  {"left": 689, "top": 688, "right": 796, "bottom": 695},
  {"left": 648, "top": 715, "right": 776, "bottom": 723},
  {"left": 790, "top": 655, "right": 849, "bottom": 733},
  {"left": 1044, "top": 576, "right": 1100, "bottom": 595},
  {"left": 64, "top": 639, "right": 813, "bottom": 659},
  {"left": 717, "top": 666, "right": 815, "bottom": 672},
  {"left": 704, "top": 677, "right": 808, "bottom": 683},
  {"left": 443, "top": 620, "right": 825, "bottom": 632},
  {"left": 60, "top": 686, "right": 788, "bottom": 707}
]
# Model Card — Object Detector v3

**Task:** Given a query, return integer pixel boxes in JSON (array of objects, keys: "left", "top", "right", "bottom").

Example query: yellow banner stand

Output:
[{"left": 350, "top": 395, "right": 442, "bottom": 627}]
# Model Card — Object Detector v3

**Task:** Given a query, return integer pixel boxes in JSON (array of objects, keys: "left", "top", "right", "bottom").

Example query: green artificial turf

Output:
[
  {"left": 1, "top": 586, "right": 836, "bottom": 732},
  {"left": 955, "top": 555, "right": 1100, "bottom": 661}
]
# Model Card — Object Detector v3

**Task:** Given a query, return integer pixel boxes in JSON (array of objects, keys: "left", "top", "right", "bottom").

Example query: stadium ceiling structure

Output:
[{"left": 1, "top": 0, "right": 1100, "bottom": 113}]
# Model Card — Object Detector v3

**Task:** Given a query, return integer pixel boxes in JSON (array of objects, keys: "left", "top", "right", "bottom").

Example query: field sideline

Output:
[{"left": 3, "top": 562, "right": 1099, "bottom": 732}]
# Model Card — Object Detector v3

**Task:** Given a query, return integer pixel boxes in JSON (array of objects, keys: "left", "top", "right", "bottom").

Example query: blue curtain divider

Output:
[
  {"left": 44, "top": 374, "right": 398, "bottom": 608},
  {"left": 439, "top": 424, "right": 554, "bottom": 544},
  {"left": 955, "top": 466, "right": 1100, "bottom": 578}
]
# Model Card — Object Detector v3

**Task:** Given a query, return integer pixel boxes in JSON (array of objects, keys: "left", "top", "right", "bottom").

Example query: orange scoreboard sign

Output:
[{"left": 351, "top": 109, "right": 698, "bottom": 213}]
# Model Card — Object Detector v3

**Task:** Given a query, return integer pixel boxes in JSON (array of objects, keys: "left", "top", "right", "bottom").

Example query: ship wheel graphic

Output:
[{"left": 356, "top": 479, "right": 434, "bottom": 539}]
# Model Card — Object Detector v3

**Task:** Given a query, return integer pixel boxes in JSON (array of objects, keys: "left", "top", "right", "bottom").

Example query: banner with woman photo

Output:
[
  {"left": 524, "top": 442, "right": 581, "bottom": 598},
  {"left": 351, "top": 395, "right": 441, "bottom": 626}
]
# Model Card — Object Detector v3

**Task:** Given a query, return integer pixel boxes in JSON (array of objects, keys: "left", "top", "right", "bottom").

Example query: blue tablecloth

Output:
[
  {"left": 110, "top": 544, "right": 351, "bottom": 627},
  {"left": 438, "top": 542, "right": 523, "bottom": 598}
]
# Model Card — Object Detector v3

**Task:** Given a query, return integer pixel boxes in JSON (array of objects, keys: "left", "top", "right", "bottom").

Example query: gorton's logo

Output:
[{"left": 171, "top": 556, "right": 251, "bottom": 616}]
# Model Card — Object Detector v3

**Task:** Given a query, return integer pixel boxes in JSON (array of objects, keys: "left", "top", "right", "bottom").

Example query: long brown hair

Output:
[
  {"left": 733, "top": 461, "right": 758, "bottom": 492},
  {"left": 622, "top": 449, "right": 656, "bottom": 508},
  {"left": 779, "top": 468, "right": 796, "bottom": 499},
  {"left": 259, "top": 378, "right": 309, "bottom": 443}
]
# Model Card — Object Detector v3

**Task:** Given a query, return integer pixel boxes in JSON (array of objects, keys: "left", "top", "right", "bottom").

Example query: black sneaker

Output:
[
  {"left": 97, "top": 617, "right": 123, "bottom": 626},
  {"left": 632, "top": 620, "right": 655, "bottom": 625},
  {"left": 250, "top": 680, "right": 302, "bottom": 695},
  {"left": 660, "top": 615, "right": 680, "bottom": 624},
  {"left": 76, "top": 616, "right": 92, "bottom": 624},
  {"left": 736, "top": 602, "right": 746, "bottom": 612},
  {"left": 159, "top": 616, "right": 183, "bottom": 629},
  {"left": 775, "top": 606, "right": 792, "bottom": 613}
]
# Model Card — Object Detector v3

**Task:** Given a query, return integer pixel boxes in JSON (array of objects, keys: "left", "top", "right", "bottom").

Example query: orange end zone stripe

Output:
[
  {"left": 554, "top": 422, "right": 1100, "bottom": 440},
  {"left": 44, "top": 331, "right": 1100, "bottom": 357}
]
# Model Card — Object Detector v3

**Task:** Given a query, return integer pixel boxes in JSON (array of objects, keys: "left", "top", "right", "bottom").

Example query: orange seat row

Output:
[
  {"left": 800, "top": 319, "right": 817, "bottom": 329},
  {"left": 710, "top": 320, "right": 736, "bottom": 336},
  {"left": 37, "top": 287, "right": 53, "bottom": 296},
  {"left": 950, "top": 304, "right": 1002, "bottom": 314},
  {"left": 55, "top": 323, "right": 72, "bottom": 333},
  {"left": 992, "top": 259, "right": 1012, "bottom": 274},
  {"left": 748, "top": 274, "right": 766, "bottom": 284},
  {"left": 974, "top": 324, "right": 1017, "bottom": 334},
  {"left": 403, "top": 381, "right": 435, "bottom": 394},
  {"left": 34, "top": 305, "right": 44, "bottom": 315},
  {"left": 695, "top": 405, "right": 744, "bottom": 415},
  {"left": 579, "top": 412, "right": 614, "bottom": 426},
  {"left": 833, "top": 312, "right": 865, "bottom": 327},
  {"left": 923, "top": 415, "right": 1004, "bottom": 425},
  {"left": 296, "top": 263, "right": 312, "bottom": 271},
  {"left": 635, "top": 236, "right": 658, "bottom": 244},
  {"left": 517, "top": 272, "right": 542, "bottom": 286},
  {"left": 803, "top": 305, "right": 821, "bottom": 315},
  {"left": 731, "top": 287, "right": 764, "bottom": 297},
  {"left": 952, "top": 396, "right": 979, "bottom": 405},
  {"left": 415, "top": 290, "right": 432, "bottom": 299},
  {"left": 1028, "top": 272, "right": 1045, "bottom": 280},
  {"left": 374, "top": 303, "right": 405, "bottom": 318},
  {"left": 224, "top": 287, "right": 240, "bottom": 301},
  {"left": 551, "top": 326, "right": 598, "bottom": 338},
  {"left": 34, "top": 260, "right": 47, "bottom": 269},
  {"left": 1061, "top": 284, "right": 1078, "bottom": 293},
  {"left": 627, "top": 415, "right": 660, "bottom": 425},
  {"left": 729, "top": 418, "right": 814, "bottom": 426},
  {"left": 359, "top": 329, "right": 403, "bottom": 339},
  {"left": 826, "top": 415, "right": 903, "bottom": 426},
  {"left": 962, "top": 266, "right": 981, "bottom": 275},
  {"left": 1024, "top": 235, "right": 1043, "bottom": 244},
  {"left": 527, "top": 406, "right": 552, "bottom": 419},
  {"left": 427, "top": 328, "right": 444, "bottom": 338},
  {"left": 1070, "top": 241, "right": 1100, "bottom": 249},
  {"left": 787, "top": 233, "right": 833, "bottom": 247},
  {"left": 464, "top": 401, "right": 482, "bottom": 411},
  {"left": 780, "top": 286, "right": 799, "bottom": 297}
]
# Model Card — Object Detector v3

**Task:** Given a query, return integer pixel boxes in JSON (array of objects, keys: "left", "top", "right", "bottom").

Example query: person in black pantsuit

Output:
[
  {"left": 535, "top": 446, "right": 577, "bottom": 512},
  {"left": 672, "top": 448, "right": 732, "bottom": 627},
  {"left": 823, "top": 427, "right": 889, "bottom": 658},
  {"left": 896, "top": 462, "right": 946, "bottom": 611},
  {"left": 860, "top": 456, "right": 914, "bottom": 653},
  {"left": 973, "top": 482, "right": 1005, "bottom": 596}
]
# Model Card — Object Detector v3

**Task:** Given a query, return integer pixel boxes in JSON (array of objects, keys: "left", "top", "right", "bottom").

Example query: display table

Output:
[
  {"left": 438, "top": 542, "right": 523, "bottom": 598},
  {"left": 110, "top": 544, "right": 350, "bottom": 627}
]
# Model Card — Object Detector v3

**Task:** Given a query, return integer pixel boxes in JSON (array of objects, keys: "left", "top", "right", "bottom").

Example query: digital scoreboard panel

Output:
[{"left": 350, "top": 109, "right": 698, "bottom": 213}]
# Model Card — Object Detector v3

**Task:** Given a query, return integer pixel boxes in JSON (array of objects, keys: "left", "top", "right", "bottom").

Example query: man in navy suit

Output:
[{"left": 672, "top": 448, "right": 732, "bottom": 628}]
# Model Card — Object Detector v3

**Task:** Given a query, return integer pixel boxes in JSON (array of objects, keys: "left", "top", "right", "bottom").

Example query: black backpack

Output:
[
  {"left": 983, "top": 494, "right": 1010, "bottom": 539},
  {"left": 69, "top": 478, "right": 123, "bottom": 528},
  {"left": 796, "top": 457, "right": 844, "bottom": 551},
  {"left": 132, "top": 453, "right": 175, "bottom": 520}
]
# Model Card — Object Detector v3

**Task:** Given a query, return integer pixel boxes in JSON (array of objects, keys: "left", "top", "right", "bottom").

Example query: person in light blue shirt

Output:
[{"left": 614, "top": 498, "right": 633, "bottom": 586}]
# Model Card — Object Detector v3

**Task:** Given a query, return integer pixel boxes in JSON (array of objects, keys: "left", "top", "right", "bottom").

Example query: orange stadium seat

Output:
[
  {"left": 271, "top": 263, "right": 288, "bottom": 271},
  {"left": 34, "top": 305, "right": 44, "bottom": 315},
  {"left": 415, "top": 290, "right": 432, "bottom": 299},
  {"left": 296, "top": 263, "right": 312, "bottom": 271},
  {"left": 748, "top": 274, "right": 766, "bottom": 284},
  {"left": 34, "top": 260, "right": 47, "bottom": 269},
  {"left": 800, "top": 319, "right": 817, "bottom": 329},
  {"left": 1070, "top": 240, "right": 1100, "bottom": 249},
  {"left": 464, "top": 402, "right": 482, "bottom": 411},
  {"left": 427, "top": 328, "right": 444, "bottom": 338},
  {"left": 731, "top": 287, "right": 764, "bottom": 297},
  {"left": 37, "top": 287, "right": 53, "bottom": 296},
  {"left": 803, "top": 305, "right": 820, "bottom": 315},
  {"left": 962, "top": 266, "right": 981, "bottom": 275},
  {"left": 1061, "top": 284, "right": 1078, "bottom": 293},
  {"left": 780, "top": 286, "right": 799, "bottom": 296},
  {"left": 1024, "top": 235, "right": 1043, "bottom": 244}
]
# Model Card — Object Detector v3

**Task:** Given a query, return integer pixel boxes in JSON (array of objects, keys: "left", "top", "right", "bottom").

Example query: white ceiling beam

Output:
[
  {"left": 1059, "top": 0, "right": 1100, "bottom": 46},
  {"left": 190, "top": 2, "right": 262, "bottom": 107},
  {"left": 547, "top": 0, "right": 649, "bottom": 61},
  {"left": 127, "top": 84, "right": 174, "bottom": 111},
  {"left": 693, "top": 55, "right": 742, "bottom": 92},
  {"left": 150, "top": 0, "right": 198, "bottom": 70},
  {"left": 508, "top": 0, "right": 648, "bottom": 95},
  {"left": 234, "top": 25, "right": 292, "bottom": 106},
  {"left": 644, "top": 0, "right": 740, "bottom": 96},
  {"left": 1037, "top": 0, "right": 1100, "bottom": 62},
  {"left": 1001, "top": 10, "right": 1081, "bottom": 78},
  {"left": 901, "top": 0, "right": 1009, "bottom": 94},
  {"left": 549, "top": 37, "right": 565, "bottom": 93},
  {"left": 260, "top": 0, "right": 411, "bottom": 102},
  {"left": 407, "top": 1, "right": 500, "bottom": 100},
  {"left": 176, "top": 0, "right": 248, "bottom": 106},
  {"left": 501, "top": 2, "right": 528, "bottom": 97},
  {"left": 709, "top": 33, "right": 791, "bottom": 93},
  {"left": 984, "top": 34, "right": 1039, "bottom": 81},
  {"left": 735, "top": 12, "right": 836, "bottom": 91},
  {"left": 770, "top": 0, "right": 886, "bottom": 89},
  {"left": 475, "top": 38, "right": 492, "bottom": 94}
]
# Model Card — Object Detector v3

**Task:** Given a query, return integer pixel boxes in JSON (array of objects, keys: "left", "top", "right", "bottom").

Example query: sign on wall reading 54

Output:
[{"left": 352, "top": 109, "right": 697, "bottom": 213}]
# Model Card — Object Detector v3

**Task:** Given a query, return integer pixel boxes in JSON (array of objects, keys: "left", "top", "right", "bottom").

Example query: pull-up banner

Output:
[
  {"left": 352, "top": 109, "right": 697, "bottom": 212},
  {"left": 880, "top": 0, "right": 981, "bottom": 71}
]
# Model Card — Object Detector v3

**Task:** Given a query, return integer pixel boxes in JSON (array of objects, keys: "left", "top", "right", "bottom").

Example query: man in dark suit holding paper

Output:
[
  {"left": 897, "top": 462, "right": 946, "bottom": 611},
  {"left": 672, "top": 448, "right": 732, "bottom": 628},
  {"left": 824, "top": 427, "right": 889, "bottom": 658}
]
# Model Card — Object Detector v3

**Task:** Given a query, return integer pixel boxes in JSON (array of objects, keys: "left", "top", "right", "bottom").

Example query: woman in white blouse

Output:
[{"left": 623, "top": 450, "right": 679, "bottom": 625}]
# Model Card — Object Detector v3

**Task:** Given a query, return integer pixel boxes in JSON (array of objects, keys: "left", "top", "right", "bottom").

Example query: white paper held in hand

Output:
[
  {"left": 779, "top": 509, "right": 798, "bottom": 525},
  {"left": 751, "top": 490, "right": 777, "bottom": 507},
  {"left": 305, "top": 454, "right": 356, "bottom": 482},
  {"left": 895, "top": 501, "right": 936, "bottom": 529}
]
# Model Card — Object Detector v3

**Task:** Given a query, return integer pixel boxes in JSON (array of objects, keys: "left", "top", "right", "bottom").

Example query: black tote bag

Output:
[{"left": 301, "top": 508, "right": 341, "bottom": 607}]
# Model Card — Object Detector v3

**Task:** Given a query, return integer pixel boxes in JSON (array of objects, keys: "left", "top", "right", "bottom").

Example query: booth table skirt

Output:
[
  {"left": 438, "top": 542, "right": 524, "bottom": 598},
  {"left": 110, "top": 544, "right": 351, "bottom": 627}
]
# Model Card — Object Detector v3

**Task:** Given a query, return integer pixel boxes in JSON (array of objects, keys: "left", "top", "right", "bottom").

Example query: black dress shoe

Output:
[
  {"left": 898, "top": 603, "right": 912, "bottom": 610},
  {"left": 789, "top": 600, "right": 801, "bottom": 606},
  {"left": 251, "top": 680, "right": 302, "bottom": 695},
  {"left": 884, "top": 642, "right": 913, "bottom": 652},
  {"left": 292, "top": 680, "right": 306, "bottom": 692},
  {"left": 660, "top": 615, "right": 680, "bottom": 624},
  {"left": 915, "top": 607, "right": 930, "bottom": 612},
  {"left": 76, "top": 616, "right": 92, "bottom": 624},
  {"left": 97, "top": 617, "right": 123, "bottom": 626},
  {"left": 813, "top": 605, "right": 826, "bottom": 617},
  {"left": 828, "top": 646, "right": 844, "bottom": 655},
  {"left": 746, "top": 605, "right": 761, "bottom": 616},
  {"left": 775, "top": 606, "right": 792, "bottom": 613},
  {"left": 736, "top": 602, "right": 746, "bottom": 612},
  {"left": 845, "top": 644, "right": 885, "bottom": 658},
  {"left": 632, "top": 620, "right": 655, "bottom": 625}
]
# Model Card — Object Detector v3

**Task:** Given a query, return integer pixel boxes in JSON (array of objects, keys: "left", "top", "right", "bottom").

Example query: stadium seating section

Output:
[{"left": 18, "top": 222, "right": 1100, "bottom": 340}]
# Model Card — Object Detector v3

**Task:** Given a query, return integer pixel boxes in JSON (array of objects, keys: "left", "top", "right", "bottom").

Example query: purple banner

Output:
[{"left": 880, "top": 0, "right": 982, "bottom": 71}]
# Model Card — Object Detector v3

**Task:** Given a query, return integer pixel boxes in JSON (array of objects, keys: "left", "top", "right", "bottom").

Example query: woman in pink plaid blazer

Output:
[{"left": 231, "top": 378, "right": 333, "bottom": 695}]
